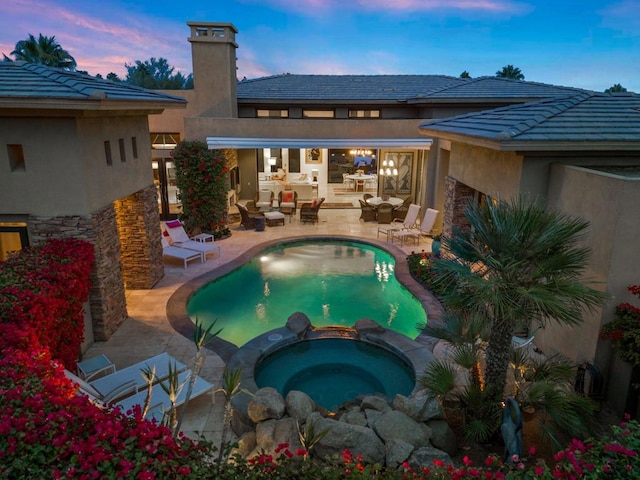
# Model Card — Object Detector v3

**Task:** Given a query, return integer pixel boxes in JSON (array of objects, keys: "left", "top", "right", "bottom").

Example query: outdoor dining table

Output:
[{"left": 366, "top": 196, "right": 403, "bottom": 208}]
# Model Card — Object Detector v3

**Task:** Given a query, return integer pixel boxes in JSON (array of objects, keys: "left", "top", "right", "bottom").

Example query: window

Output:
[
  {"left": 104, "top": 141, "right": 112, "bottom": 165},
  {"left": 349, "top": 110, "right": 380, "bottom": 118},
  {"left": 303, "top": 110, "right": 334, "bottom": 118},
  {"left": 257, "top": 109, "right": 289, "bottom": 118},
  {"left": 7, "top": 144, "right": 25, "bottom": 172},
  {"left": 0, "top": 222, "right": 28, "bottom": 261},
  {"left": 119, "top": 138, "right": 126, "bottom": 163},
  {"left": 131, "top": 137, "right": 138, "bottom": 159}
]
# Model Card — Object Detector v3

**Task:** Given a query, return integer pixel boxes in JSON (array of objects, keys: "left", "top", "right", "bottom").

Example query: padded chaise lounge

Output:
[
  {"left": 162, "top": 220, "right": 221, "bottom": 259},
  {"left": 161, "top": 237, "right": 203, "bottom": 268}
]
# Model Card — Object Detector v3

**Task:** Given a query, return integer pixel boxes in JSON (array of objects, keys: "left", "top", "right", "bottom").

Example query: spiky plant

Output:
[
  {"left": 157, "top": 362, "right": 186, "bottom": 435},
  {"left": 139, "top": 364, "right": 157, "bottom": 419}
]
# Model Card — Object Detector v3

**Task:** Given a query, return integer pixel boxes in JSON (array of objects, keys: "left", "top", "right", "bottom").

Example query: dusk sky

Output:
[{"left": 1, "top": 0, "right": 639, "bottom": 92}]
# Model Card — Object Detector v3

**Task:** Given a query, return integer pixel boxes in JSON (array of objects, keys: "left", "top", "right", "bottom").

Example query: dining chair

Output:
[
  {"left": 359, "top": 199, "right": 377, "bottom": 222},
  {"left": 376, "top": 202, "right": 394, "bottom": 224}
]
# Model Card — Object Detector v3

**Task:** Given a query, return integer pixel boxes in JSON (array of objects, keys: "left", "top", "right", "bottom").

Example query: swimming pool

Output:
[{"left": 186, "top": 239, "right": 427, "bottom": 346}]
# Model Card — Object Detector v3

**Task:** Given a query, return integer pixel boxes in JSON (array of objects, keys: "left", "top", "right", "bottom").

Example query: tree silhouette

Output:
[
  {"left": 6, "top": 33, "right": 76, "bottom": 70},
  {"left": 495, "top": 65, "right": 524, "bottom": 80},
  {"left": 605, "top": 83, "right": 627, "bottom": 93},
  {"left": 460, "top": 71, "right": 471, "bottom": 78},
  {"left": 124, "top": 57, "right": 193, "bottom": 89}
]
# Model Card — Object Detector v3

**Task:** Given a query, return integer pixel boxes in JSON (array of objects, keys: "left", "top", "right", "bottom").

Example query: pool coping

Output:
[{"left": 166, "top": 234, "right": 446, "bottom": 361}]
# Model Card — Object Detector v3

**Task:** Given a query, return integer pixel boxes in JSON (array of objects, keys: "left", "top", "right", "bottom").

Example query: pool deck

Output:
[{"left": 82, "top": 207, "right": 437, "bottom": 445}]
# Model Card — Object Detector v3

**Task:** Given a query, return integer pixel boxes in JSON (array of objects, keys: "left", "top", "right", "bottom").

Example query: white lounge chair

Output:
[
  {"left": 89, "top": 352, "right": 188, "bottom": 395},
  {"left": 391, "top": 208, "right": 439, "bottom": 247},
  {"left": 68, "top": 352, "right": 188, "bottom": 402},
  {"left": 162, "top": 220, "right": 221, "bottom": 259},
  {"left": 377, "top": 203, "right": 420, "bottom": 241},
  {"left": 161, "top": 237, "right": 204, "bottom": 268},
  {"left": 117, "top": 370, "right": 214, "bottom": 418}
]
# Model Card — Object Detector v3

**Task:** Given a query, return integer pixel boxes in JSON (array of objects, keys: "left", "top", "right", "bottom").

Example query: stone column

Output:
[
  {"left": 442, "top": 176, "right": 475, "bottom": 238},
  {"left": 29, "top": 206, "right": 128, "bottom": 341},
  {"left": 115, "top": 184, "right": 164, "bottom": 289}
]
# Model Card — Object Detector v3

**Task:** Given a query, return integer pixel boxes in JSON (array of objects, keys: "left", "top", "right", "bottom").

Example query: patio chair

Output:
[
  {"left": 378, "top": 203, "right": 420, "bottom": 241},
  {"left": 300, "top": 197, "right": 325, "bottom": 224},
  {"left": 278, "top": 189, "right": 298, "bottom": 214},
  {"left": 393, "top": 196, "right": 414, "bottom": 221},
  {"left": 391, "top": 208, "right": 439, "bottom": 246},
  {"left": 161, "top": 237, "right": 204, "bottom": 268},
  {"left": 162, "top": 220, "right": 221, "bottom": 259},
  {"left": 359, "top": 199, "right": 377, "bottom": 222},
  {"left": 343, "top": 173, "right": 355, "bottom": 191},
  {"left": 376, "top": 202, "right": 394, "bottom": 224},
  {"left": 236, "top": 202, "right": 264, "bottom": 229},
  {"left": 255, "top": 189, "right": 274, "bottom": 211},
  {"left": 245, "top": 200, "right": 261, "bottom": 214},
  {"left": 363, "top": 193, "right": 374, "bottom": 201}
]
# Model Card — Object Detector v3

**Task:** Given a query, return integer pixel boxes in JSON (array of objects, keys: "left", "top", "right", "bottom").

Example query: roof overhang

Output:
[{"left": 206, "top": 137, "right": 433, "bottom": 149}]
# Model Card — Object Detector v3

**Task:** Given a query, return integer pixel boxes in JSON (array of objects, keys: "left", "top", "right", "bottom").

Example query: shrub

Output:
[{"left": 600, "top": 285, "right": 640, "bottom": 368}]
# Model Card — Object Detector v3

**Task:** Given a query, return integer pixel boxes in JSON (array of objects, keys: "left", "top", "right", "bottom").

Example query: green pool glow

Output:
[{"left": 187, "top": 240, "right": 426, "bottom": 346}]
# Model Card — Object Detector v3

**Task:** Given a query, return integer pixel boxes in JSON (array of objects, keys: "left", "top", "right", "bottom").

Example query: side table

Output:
[{"left": 193, "top": 233, "right": 214, "bottom": 243}]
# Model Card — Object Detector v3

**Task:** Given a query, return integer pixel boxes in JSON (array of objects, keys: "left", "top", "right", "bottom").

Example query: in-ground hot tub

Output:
[
  {"left": 255, "top": 336, "right": 415, "bottom": 411},
  {"left": 226, "top": 315, "right": 435, "bottom": 432}
]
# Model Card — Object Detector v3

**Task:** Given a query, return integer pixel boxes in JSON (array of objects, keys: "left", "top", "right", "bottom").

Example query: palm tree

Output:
[
  {"left": 430, "top": 196, "right": 606, "bottom": 410},
  {"left": 495, "top": 65, "right": 524, "bottom": 80},
  {"left": 10, "top": 33, "right": 77, "bottom": 70}
]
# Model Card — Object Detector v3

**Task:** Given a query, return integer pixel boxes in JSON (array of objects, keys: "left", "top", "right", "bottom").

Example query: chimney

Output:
[{"left": 187, "top": 22, "right": 238, "bottom": 118}]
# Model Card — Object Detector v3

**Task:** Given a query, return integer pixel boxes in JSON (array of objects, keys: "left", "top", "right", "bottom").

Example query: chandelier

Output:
[
  {"left": 379, "top": 158, "right": 398, "bottom": 176},
  {"left": 349, "top": 149, "right": 372, "bottom": 156}
]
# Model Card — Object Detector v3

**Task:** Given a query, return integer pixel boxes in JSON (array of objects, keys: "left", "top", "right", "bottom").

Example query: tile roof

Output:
[
  {"left": 236, "top": 74, "right": 586, "bottom": 102},
  {"left": 0, "top": 61, "right": 186, "bottom": 108},
  {"left": 419, "top": 92, "right": 640, "bottom": 150}
]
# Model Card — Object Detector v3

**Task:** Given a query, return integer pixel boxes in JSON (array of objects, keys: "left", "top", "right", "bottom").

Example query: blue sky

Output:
[{"left": 1, "top": 0, "right": 639, "bottom": 92}]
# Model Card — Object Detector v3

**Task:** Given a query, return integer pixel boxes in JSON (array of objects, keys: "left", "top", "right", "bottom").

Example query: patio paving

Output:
[{"left": 82, "top": 195, "right": 435, "bottom": 445}]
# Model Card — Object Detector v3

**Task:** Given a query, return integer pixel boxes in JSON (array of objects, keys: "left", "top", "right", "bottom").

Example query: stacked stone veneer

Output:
[
  {"left": 29, "top": 204, "right": 128, "bottom": 341},
  {"left": 442, "top": 176, "right": 475, "bottom": 238},
  {"left": 114, "top": 184, "right": 164, "bottom": 289}
]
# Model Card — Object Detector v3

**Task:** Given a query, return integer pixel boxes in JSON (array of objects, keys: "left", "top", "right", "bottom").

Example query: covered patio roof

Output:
[{"left": 206, "top": 137, "right": 433, "bottom": 150}]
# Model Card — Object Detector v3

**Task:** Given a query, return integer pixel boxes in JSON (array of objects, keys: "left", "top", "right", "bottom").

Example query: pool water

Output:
[
  {"left": 254, "top": 338, "right": 415, "bottom": 410},
  {"left": 187, "top": 240, "right": 427, "bottom": 346}
]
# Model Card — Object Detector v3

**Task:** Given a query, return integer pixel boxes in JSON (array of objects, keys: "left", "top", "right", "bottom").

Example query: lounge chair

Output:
[
  {"left": 66, "top": 368, "right": 213, "bottom": 419},
  {"left": 161, "top": 237, "right": 204, "bottom": 268},
  {"left": 300, "top": 197, "right": 325, "bottom": 224},
  {"left": 236, "top": 202, "right": 264, "bottom": 229},
  {"left": 359, "top": 199, "right": 377, "bottom": 222},
  {"left": 391, "top": 208, "right": 439, "bottom": 246},
  {"left": 162, "top": 220, "right": 221, "bottom": 259},
  {"left": 378, "top": 203, "right": 420, "bottom": 241},
  {"left": 117, "top": 370, "right": 214, "bottom": 418},
  {"left": 89, "top": 352, "right": 188, "bottom": 396},
  {"left": 255, "top": 189, "right": 274, "bottom": 211},
  {"left": 376, "top": 202, "right": 394, "bottom": 224},
  {"left": 77, "top": 354, "right": 115, "bottom": 381}
]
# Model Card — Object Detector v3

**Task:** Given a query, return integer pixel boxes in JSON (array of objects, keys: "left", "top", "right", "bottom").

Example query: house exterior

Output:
[
  {"left": 150, "top": 22, "right": 640, "bottom": 417},
  {"left": 0, "top": 61, "right": 186, "bottom": 345},
  {"left": 419, "top": 93, "right": 640, "bottom": 418}
]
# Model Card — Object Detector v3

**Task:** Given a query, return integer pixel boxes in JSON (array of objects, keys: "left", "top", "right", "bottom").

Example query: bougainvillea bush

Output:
[
  {"left": 600, "top": 285, "right": 640, "bottom": 368},
  {"left": 172, "top": 140, "right": 230, "bottom": 237},
  {"left": 0, "top": 238, "right": 94, "bottom": 369}
]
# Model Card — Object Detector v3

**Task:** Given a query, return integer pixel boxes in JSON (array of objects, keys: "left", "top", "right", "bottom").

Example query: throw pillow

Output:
[
  {"left": 166, "top": 220, "right": 182, "bottom": 229},
  {"left": 282, "top": 191, "right": 294, "bottom": 203}
]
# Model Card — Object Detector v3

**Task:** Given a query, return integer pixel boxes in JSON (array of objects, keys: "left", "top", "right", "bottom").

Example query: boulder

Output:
[
  {"left": 393, "top": 389, "right": 444, "bottom": 422},
  {"left": 372, "top": 410, "right": 432, "bottom": 447},
  {"left": 427, "top": 420, "right": 457, "bottom": 456},
  {"left": 286, "top": 390, "right": 315, "bottom": 424},
  {"left": 247, "top": 387, "right": 286, "bottom": 423},
  {"left": 310, "top": 413, "right": 385, "bottom": 464},
  {"left": 256, "top": 417, "right": 302, "bottom": 453},
  {"left": 364, "top": 408, "right": 383, "bottom": 425},
  {"left": 340, "top": 406, "right": 368, "bottom": 427},
  {"left": 286, "top": 312, "right": 312, "bottom": 338},
  {"left": 406, "top": 446, "right": 452, "bottom": 469},
  {"left": 385, "top": 438, "right": 414, "bottom": 468},
  {"left": 360, "top": 395, "right": 391, "bottom": 413},
  {"left": 232, "top": 431, "right": 256, "bottom": 458}
]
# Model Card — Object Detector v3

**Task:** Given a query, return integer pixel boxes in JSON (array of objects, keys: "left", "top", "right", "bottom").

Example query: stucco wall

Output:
[
  {"left": 1, "top": 115, "right": 154, "bottom": 216},
  {"left": 448, "top": 143, "right": 524, "bottom": 199},
  {"left": 547, "top": 165, "right": 640, "bottom": 368}
]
